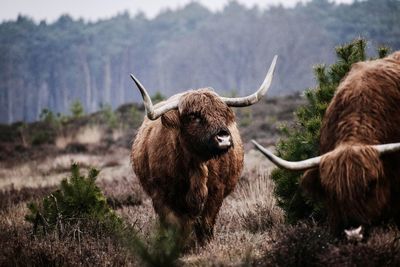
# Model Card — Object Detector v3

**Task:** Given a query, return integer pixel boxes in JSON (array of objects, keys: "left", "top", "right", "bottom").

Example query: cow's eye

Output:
[{"left": 188, "top": 114, "right": 201, "bottom": 123}]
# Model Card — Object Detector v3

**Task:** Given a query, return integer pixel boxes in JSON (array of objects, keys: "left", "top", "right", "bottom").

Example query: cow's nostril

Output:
[{"left": 217, "top": 130, "right": 230, "bottom": 137}]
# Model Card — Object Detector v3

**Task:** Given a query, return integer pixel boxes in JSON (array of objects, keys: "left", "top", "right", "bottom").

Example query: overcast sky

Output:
[{"left": 1, "top": 0, "right": 354, "bottom": 23}]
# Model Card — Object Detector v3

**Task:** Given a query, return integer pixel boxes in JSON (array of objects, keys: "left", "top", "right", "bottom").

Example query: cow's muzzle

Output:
[{"left": 214, "top": 129, "right": 232, "bottom": 150}]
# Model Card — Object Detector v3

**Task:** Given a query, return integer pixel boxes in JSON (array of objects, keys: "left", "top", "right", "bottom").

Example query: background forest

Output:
[{"left": 1, "top": 0, "right": 400, "bottom": 123}]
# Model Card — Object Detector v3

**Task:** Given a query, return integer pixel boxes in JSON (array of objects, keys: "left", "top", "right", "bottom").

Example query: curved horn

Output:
[
  {"left": 221, "top": 55, "right": 278, "bottom": 107},
  {"left": 251, "top": 140, "right": 321, "bottom": 171},
  {"left": 252, "top": 140, "right": 400, "bottom": 171},
  {"left": 373, "top": 143, "right": 400, "bottom": 154},
  {"left": 130, "top": 74, "right": 179, "bottom": 120}
]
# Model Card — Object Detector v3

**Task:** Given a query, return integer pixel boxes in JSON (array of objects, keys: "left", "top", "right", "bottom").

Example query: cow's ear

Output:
[{"left": 161, "top": 110, "right": 180, "bottom": 129}]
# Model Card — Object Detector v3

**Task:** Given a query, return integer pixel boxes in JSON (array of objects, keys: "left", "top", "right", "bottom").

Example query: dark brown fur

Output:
[
  {"left": 302, "top": 52, "right": 400, "bottom": 230},
  {"left": 131, "top": 89, "right": 243, "bottom": 244}
]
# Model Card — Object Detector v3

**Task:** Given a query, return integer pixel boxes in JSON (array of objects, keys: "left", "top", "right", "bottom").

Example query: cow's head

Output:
[
  {"left": 164, "top": 89, "right": 235, "bottom": 158},
  {"left": 131, "top": 56, "right": 277, "bottom": 159},
  {"left": 251, "top": 140, "right": 400, "bottom": 227}
]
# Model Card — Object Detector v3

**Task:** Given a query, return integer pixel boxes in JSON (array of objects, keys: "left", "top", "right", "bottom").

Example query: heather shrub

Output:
[
  {"left": 319, "top": 226, "right": 400, "bottom": 266},
  {"left": 257, "top": 224, "right": 400, "bottom": 267},
  {"left": 0, "top": 226, "right": 134, "bottom": 266},
  {"left": 241, "top": 204, "right": 278, "bottom": 233},
  {"left": 123, "top": 224, "right": 183, "bottom": 267},
  {"left": 0, "top": 186, "right": 55, "bottom": 210},
  {"left": 257, "top": 223, "right": 336, "bottom": 267}
]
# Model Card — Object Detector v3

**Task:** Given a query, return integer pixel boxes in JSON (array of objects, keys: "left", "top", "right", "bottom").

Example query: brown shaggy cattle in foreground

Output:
[
  {"left": 131, "top": 57, "right": 277, "bottom": 244},
  {"left": 253, "top": 51, "right": 400, "bottom": 231}
]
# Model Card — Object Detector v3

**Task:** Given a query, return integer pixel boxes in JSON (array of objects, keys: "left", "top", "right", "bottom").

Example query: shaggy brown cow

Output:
[
  {"left": 253, "top": 52, "right": 400, "bottom": 231},
  {"left": 131, "top": 56, "right": 277, "bottom": 244}
]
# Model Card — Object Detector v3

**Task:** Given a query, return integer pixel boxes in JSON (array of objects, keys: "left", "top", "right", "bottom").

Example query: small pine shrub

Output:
[
  {"left": 70, "top": 100, "right": 85, "bottom": 119},
  {"left": 270, "top": 39, "right": 390, "bottom": 223},
  {"left": 40, "top": 108, "right": 59, "bottom": 127},
  {"left": 101, "top": 104, "right": 119, "bottom": 129},
  {"left": 25, "top": 163, "right": 123, "bottom": 236},
  {"left": 22, "top": 164, "right": 185, "bottom": 265}
]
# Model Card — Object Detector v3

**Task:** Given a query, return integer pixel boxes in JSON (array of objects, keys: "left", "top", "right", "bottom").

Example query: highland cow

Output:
[
  {"left": 131, "top": 56, "right": 277, "bottom": 244},
  {"left": 253, "top": 52, "right": 400, "bottom": 231}
]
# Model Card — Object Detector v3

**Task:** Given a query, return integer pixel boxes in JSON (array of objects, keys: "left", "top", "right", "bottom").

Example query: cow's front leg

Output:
[
  {"left": 152, "top": 196, "right": 195, "bottom": 247},
  {"left": 194, "top": 185, "right": 224, "bottom": 245}
]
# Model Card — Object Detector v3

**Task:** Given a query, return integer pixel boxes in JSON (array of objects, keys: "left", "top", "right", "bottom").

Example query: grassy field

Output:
[
  {"left": 0, "top": 143, "right": 281, "bottom": 265},
  {"left": 1, "top": 96, "right": 400, "bottom": 266}
]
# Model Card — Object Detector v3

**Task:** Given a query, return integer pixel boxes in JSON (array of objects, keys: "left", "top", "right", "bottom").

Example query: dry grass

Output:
[
  {"left": 0, "top": 185, "right": 55, "bottom": 210},
  {"left": 233, "top": 171, "right": 284, "bottom": 233},
  {"left": 75, "top": 125, "right": 104, "bottom": 144},
  {"left": 182, "top": 230, "right": 270, "bottom": 266},
  {"left": 0, "top": 164, "right": 68, "bottom": 189},
  {"left": 1, "top": 143, "right": 400, "bottom": 266},
  {"left": 0, "top": 213, "right": 138, "bottom": 266},
  {"left": 55, "top": 134, "right": 73, "bottom": 150},
  {"left": 254, "top": 223, "right": 400, "bottom": 267},
  {"left": 0, "top": 203, "right": 30, "bottom": 227},
  {"left": 0, "top": 148, "right": 130, "bottom": 189},
  {"left": 178, "top": 156, "right": 284, "bottom": 266},
  {"left": 0, "top": 145, "right": 281, "bottom": 266},
  {"left": 112, "top": 128, "right": 125, "bottom": 142},
  {"left": 55, "top": 125, "right": 104, "bottom": 150}
]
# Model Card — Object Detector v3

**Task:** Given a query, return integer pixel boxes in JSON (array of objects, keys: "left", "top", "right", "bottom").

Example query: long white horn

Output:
[
  {"left": 373, "top": 143, "right": 400, "bottom": 154},
  {"left": 251, "top": 140, "right": 321, "bottom": 171},
  {"left": 221, "top": 55, "right": 278, "bottom": 107},
  {"left": 252, "top": 140, "right": 400, "bottom": 171},
  {"left": 130, "top": 74, "right": 179, "bottom": 120}
]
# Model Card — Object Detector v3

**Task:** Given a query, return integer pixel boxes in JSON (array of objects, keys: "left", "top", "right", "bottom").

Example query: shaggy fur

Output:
[
  {"left": 302, "top": 51, "right": 400, "bottom": 230},
  {"left": 131, "top": 89, "right": 244, "bottom": 244}
]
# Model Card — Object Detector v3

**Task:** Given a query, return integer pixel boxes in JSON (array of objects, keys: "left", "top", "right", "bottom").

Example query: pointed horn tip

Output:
[
  {"left": 130, "top": 74, "right": 140, "bottom": 83},
  {"left": 269, "top": 55, "right": 278, "bottom": 70},
  {"left": 130, "top": 74, "right": 146, "bottom": 93},
  {"left": 260, "top": 55, "right": 278, "bottom": 81},
  {"left": 269, "top": 55, "right": 278, "bottom": 65}
]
